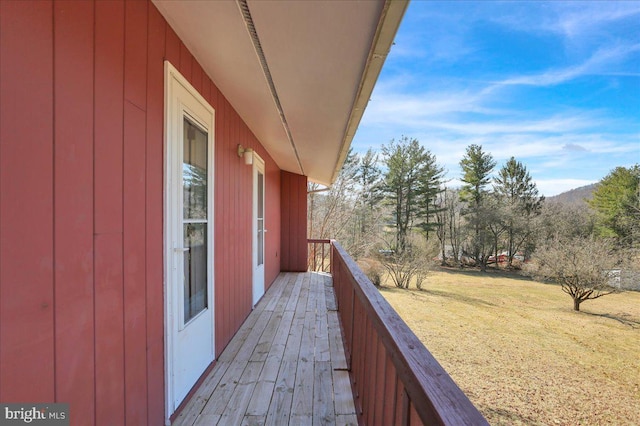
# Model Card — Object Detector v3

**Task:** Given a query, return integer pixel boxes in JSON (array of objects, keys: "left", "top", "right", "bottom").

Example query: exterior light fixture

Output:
[{"left": 237, "top": 144, "right": 254, "bottom": 165}]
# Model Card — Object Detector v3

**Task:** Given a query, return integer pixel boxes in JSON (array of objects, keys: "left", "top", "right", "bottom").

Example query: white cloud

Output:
[
  {"left": 491, "top": 1, "right": 640, "bottom": 42},
  {"left": 546, "top": 3, "right": 640, "bottom": 40},
  {"left": 419, "top": 115, "right": 603, "bottom": 135},
  {"left": 485, "top": 44, "right": 640, "bottom": 90},
  {"left": 562, "top": 143, "right": 587, "bottom": 152}
]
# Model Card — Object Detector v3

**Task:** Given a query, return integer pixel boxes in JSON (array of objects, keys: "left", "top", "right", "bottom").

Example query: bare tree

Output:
[
  {"left": 537, "top": 202, "right": 595, "bottom": 242},
  {"left": 485, "top": 193, "right": 507, "bottom": 267},
  {"left": 447, "top": 189, "right": 464, "bottom": 265},
  {"left": 434, "top": 188, "right": 449, "bottom": 266},
  {"left": 308, "top": 151, "right": 359, "bottom": 245},
  {"left": 525, "top": 236, "right": 619, "bottom": 311},
  {"left": 352, "top": 148, "right": 384, "bottom": 258}
]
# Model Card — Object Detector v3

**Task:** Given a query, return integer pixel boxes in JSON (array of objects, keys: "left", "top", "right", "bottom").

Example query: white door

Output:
[
  {"left": 164, "top": 62, "right": 215, "bottom": 415},
  {"left": 252, "top": 154, "right": 266, "bottom": 306}
]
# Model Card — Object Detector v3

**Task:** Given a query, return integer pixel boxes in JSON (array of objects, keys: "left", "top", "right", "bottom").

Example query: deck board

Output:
[
  {"left": 265, "top": 359, "right": 296, "bottom": 425},
  {"left": 174, "top": 272, "right": 357, "bottom": 426},
  {"left": 291, "top": 359, "right": 314, "bottom": 417},
  {"left": 313, "top": 361, "right": 335, "bottom": 425}
]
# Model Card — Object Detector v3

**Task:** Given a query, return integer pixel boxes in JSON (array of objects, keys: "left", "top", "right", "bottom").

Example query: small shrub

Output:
[
  {"left": 415, "top": 266, "right": 430, "bottom": 290},
  {"left": 380, "top": 251, "right": 430, "bottom": 289},
  {"left": 368, "top": 269, "right": 382, "bottom": 287},
  {"left": 357, "top": 259, "right": 384, "bottom": 287}
]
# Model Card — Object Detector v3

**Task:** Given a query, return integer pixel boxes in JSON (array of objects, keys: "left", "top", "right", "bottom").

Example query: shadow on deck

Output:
[{"left": 172, "top": 272, "right": 357, "bottom": 426}]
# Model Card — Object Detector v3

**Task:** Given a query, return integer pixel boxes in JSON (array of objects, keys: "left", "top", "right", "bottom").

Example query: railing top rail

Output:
[
  {"left": 331, "top": 240, "right": 488, "bottom": 426},
  {"left": 307, "top": 238, "right": 333, "bottom": 244}
]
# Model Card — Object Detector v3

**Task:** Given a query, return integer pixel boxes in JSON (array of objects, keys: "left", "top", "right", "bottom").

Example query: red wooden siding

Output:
[
  {"left": 94, "top": 2, "right": 126, "bottom": 424},
  {"left": 0, "top": 0, "right": 56, "bottom": 403},
  {"left": 280, "top": 171, "right": 308, "bottom": 272},
  {"left": 53, "top": 2, "right": 96, "bottom": 423},
  {"left": 0, "top": 0, "right": 288, "bottom": 423},
  {"left": 145, "top": 4, "right": 167, "bottom": 424}
]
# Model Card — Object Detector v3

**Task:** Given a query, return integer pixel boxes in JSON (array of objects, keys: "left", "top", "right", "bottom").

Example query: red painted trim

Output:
[
  {"left": 123, "top": 102, "right": 148, "bottom": 425},
  {"left": 265, "top": 159, "right": 282, "bottom": 288},
  {"left": 145, "top": 4, "right": 166, "bottom": 424},
  {"left": 214, "top": 83, "right": 225, "bottom": 354}
]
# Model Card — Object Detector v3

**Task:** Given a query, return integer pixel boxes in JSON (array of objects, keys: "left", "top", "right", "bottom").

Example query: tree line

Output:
[
  {"left": 309, "top": 136, "right": 545, "bottom": 270},
  {"left": 309, "top": 136, "right": 639, "bottom": 311}
]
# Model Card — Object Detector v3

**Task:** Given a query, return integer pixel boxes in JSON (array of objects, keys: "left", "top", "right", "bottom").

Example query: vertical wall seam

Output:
[
  {"left": 51, "top": 0, "right": 57, "bottom": 402},
  {"left": 143, "top": 4, "right": 150, "bottom": 424},
  {"left": 0, "top": 0, "right": 3, "bottom": 402},
  {"left": 121, "top": 1, "right": 127, "bottom": 422},
  {"left": 92, "top": 3, "right": 97, "bottom": 424}
]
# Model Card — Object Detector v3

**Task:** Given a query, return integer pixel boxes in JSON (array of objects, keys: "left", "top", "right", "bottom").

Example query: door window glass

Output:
[
  {"left": 183, "top": 118, "right": 208, "bottom": 323},
  {"left": 257, "top": 171, "right": 264, "bottom": 266}
]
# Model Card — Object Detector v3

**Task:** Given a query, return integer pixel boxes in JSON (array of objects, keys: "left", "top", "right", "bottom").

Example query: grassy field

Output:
[{"left": 379, "top": 268, "right": 640, "bottom": 425}]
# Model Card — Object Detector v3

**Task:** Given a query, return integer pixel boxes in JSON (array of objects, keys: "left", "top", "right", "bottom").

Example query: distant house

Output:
[
  {"left": 488, "top": 251, "right": 525, "bottom": 264},
  {"left": 0, "top": 0, "right": 406, "bottom": 423}
]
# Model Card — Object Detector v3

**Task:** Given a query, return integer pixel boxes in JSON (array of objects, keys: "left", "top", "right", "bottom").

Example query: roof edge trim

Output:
[{"left": 329, "top": 0, "right": 410, "bottom": 185}]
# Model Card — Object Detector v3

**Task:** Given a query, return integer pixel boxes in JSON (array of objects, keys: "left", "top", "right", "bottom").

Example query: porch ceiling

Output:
[{"left": 152, "top": 0, "right": 407, "bottom": 186}]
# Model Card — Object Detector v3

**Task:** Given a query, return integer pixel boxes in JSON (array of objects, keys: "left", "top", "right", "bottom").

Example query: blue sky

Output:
[{"left": 351, "top": 1, "right": 640, "bottom": 196}]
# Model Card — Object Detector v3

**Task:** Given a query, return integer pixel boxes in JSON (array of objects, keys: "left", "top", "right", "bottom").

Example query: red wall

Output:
[
  {"left": 0, "top": 0, "right": 283, "bottom": 423},
  {"left": 281, "top": 171, "right": 309, "bottom": 272}
]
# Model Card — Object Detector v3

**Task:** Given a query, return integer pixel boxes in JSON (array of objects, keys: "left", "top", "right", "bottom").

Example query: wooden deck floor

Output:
[{"left": 172, "top": 272, "right": 358, "bottom": 426}]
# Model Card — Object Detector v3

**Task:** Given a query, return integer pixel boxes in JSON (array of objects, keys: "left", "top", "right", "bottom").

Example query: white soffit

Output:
[{"left": 152, "top": 0, "right": 408, "bottom": 185}]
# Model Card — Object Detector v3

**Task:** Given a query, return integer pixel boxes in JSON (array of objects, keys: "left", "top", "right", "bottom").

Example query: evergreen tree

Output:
[
  {"left": 588, "top": 165, "right": 640, "bottom": 248},
  {"left": 459, "top": 144, "right": 496, "bottom": 270},
  {"left": 382, "top": 137, "right": 442, "bottom": 254},
  {"left": 494, "top": 157, "right": 544, "bottom": 266},
  {"left": 416, "top": 152, "right": 445, "bottom": 239}
]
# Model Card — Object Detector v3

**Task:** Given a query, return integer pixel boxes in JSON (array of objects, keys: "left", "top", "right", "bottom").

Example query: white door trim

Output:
[
  {"left": 163, "top": 61, "right": 216, "bottom": 421},
  {"left": 252, "top": 153, "right": 266, "bottom": 306}
]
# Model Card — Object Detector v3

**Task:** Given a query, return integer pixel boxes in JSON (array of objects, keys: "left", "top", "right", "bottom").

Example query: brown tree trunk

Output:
[{"left": 573, "top": 298, "right": 581, "bottom": 311}]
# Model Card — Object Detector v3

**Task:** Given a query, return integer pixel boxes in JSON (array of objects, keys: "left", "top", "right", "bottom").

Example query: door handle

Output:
[{"left": 174, "top": 247, "right": 190, "bottom": 252}]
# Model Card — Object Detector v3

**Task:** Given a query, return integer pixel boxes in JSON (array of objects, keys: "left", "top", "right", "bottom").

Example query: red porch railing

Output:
[
  {"left": 311, "top": 239, "right": 488, "bottom": 426},
  {"left": 307, "top": 238, "right": 332, "bottom": 273}
]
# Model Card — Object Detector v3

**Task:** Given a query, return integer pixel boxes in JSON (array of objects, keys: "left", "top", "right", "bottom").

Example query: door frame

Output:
[
  {"left": 163, "top": 61, "right": 216, "bottom": 420},
  {"left": 252, "top": 153, "right": 266, "bottom": 306}
]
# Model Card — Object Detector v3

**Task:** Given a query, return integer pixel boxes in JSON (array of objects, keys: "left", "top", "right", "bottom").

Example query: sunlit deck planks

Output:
[{"left": 172, "top": 272, "right": 357, "bottom": 426}]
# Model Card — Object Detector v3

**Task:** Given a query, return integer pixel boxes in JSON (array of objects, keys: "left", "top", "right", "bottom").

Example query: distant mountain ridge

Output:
[{"left": 547, "top": 183, "right": 597, "bottom": 207}]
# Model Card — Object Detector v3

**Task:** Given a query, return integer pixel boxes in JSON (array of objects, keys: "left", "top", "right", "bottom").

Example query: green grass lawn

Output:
[{"left": 379, "top": 268, "right": 640, "bottom": 426}]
